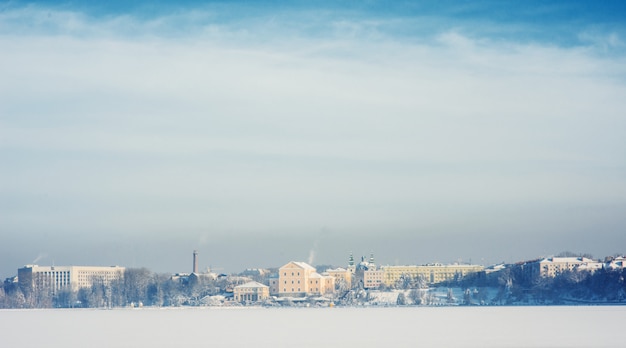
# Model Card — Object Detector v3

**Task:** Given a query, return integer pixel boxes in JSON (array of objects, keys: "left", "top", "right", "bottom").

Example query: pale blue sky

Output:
[{"left": 1, "top": 1, "right": 625, "bottom": 277}]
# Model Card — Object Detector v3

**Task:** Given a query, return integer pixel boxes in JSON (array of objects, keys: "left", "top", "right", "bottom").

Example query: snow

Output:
[
  {"left": 367, "top": 290, "right": 400, "bottom": 305},
  {"left": 1, "top": 306, "right": 624, "bottom": 347},
  {"left": 292, "top": 262, "right": 316, "bottom": 270},
  {"left": 235, "top": 281, "right": 269, "bottom": 289}
]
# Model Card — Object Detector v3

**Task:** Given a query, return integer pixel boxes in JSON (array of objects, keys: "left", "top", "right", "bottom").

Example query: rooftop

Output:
[{"left": 234, "top": 281, "right": 269, "bottom": 289}]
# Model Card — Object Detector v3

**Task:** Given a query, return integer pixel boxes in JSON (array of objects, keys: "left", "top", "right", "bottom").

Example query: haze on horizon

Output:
[{"left": 1, "top": 1, "right": 626, "bottom": 278}]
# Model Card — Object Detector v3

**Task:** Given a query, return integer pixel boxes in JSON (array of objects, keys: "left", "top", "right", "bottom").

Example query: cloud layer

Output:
[{"left": 1, "top": 4, "right": 625, "bottom": 274}]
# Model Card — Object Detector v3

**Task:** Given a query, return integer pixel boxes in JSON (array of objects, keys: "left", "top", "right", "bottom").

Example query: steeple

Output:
[
  {"left": 348, "top": 251, "right": 356, "bottom": 273},
  {"left": 369, "top": 252, "right": 376, "bottom": 270}
]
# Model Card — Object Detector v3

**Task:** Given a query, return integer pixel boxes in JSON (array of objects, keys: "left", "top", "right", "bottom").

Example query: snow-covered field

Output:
[{"left": 1, "top": 306, "right": 623, "bottom": 347}]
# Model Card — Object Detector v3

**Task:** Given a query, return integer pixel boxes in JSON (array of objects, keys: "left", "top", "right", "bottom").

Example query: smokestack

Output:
[{"left": 193, "top": 250, "right": 199, "bottom": 274}]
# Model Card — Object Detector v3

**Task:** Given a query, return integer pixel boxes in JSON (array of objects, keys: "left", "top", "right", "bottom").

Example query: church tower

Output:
[{"left": 348, "top": 252, "right": 356, "bottom": 273}]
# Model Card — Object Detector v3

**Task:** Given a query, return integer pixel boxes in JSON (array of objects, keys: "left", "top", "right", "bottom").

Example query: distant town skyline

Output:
[{"left": 2, "top": 1, "right": 626, "bottom": 278}]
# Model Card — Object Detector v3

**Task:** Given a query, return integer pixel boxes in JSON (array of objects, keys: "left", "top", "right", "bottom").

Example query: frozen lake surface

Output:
[{"left": 1, "top": 306, "right": 623, "bottom": 347}]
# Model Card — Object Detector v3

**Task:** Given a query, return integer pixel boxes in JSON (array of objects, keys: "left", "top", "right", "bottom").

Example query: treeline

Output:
[
  {"left": 455, "top": 266, "right": 626, "bottom": 304},
  {"left": 3, "top": 265, "right": 625, "bottom": 308},
  {"left": 364, "top": 264, "right": 626, "bottom": 305},
  {"left": 1, "top": 268, "right": 253, "bottom": 309}
]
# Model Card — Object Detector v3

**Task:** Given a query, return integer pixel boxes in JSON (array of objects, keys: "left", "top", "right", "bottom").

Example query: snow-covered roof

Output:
[
  {"left": 540, "top": 257, "right": 596, "bottom": 264},
  {"left": 291, "top": 261, "right": 316, "bottom": 270},
  {"left": 578, "top": 263, "right": 603, "bottom": 271},
  {"left": 326, "top": 267, "right": 347, "bottom": 272},
  {"left": 484, "top": 264, "right": 506, "bottom": 274},
  {"left": 234, "top": 281, "right": 269, "bottom": 289},
  {"left": 607, "top": 259, "right": 626, "bottom": 269}
]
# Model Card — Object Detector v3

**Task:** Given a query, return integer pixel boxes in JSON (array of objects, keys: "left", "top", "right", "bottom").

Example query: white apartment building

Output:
[
  {"left": 525, "top": 257, "right": 602, "bottom": 278},
  {"left": 18, "top": 265, "right": 125, "bottom": 294}
]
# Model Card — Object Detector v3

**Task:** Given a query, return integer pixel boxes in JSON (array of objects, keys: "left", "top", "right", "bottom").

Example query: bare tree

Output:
[{"left": 123, "top": 268, "right": 152, "bottom": 306}]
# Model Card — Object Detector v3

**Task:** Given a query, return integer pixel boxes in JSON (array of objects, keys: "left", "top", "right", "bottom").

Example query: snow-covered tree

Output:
[
  {"left": 396, "top": 292, "right": 407, "bottom": 305},
  {"left": 408, "top": 289, "right": 423, "bottom": 305}
]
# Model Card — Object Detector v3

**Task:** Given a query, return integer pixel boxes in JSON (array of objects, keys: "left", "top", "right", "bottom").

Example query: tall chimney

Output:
[{"left": 193, "top": 250, "right": 199, "bottom": 274}]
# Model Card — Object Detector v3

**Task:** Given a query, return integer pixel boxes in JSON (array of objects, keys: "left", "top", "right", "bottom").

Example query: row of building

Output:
[
  {"left": 328, "top": 254, "right": 484, "bottom": 290},
  {"left": 234, "top": 261, "right": 335, "bottom": 302},
  {"left": 14, "top": 254, "right": 626, "bottom": 304},
  {"left": 233, "top": 256, "right": 485, "bottom": 302},
  {"left": 202, "top": 254, "right": 626, "bottom": 303},
  {"left": 13, "top": 252, "right": 485, "bottom": 299}
]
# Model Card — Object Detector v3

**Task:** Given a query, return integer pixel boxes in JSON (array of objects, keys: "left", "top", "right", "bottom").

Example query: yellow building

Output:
[
  {"left": 18, "top": 265, "right": 125, "bottom": 294},
  {"left": 275, "top": 261, "right": 335, "bottom": 297},
  {"left": 363, "top": 269, "right": 384, "bottom": 289},
  {"left": 325, "top": 268, "right": 352, "bottom": 289},
  {"left": 381, "top": 264, "right": 484, "bottom": 286},
  {"left": 233, "top": 281, "right": 270, "bottom": 302}
]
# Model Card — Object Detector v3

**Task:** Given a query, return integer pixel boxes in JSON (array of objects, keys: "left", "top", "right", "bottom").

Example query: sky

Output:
[{"left": 1, "top": 1, "right": 626, "bottom": 277}]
